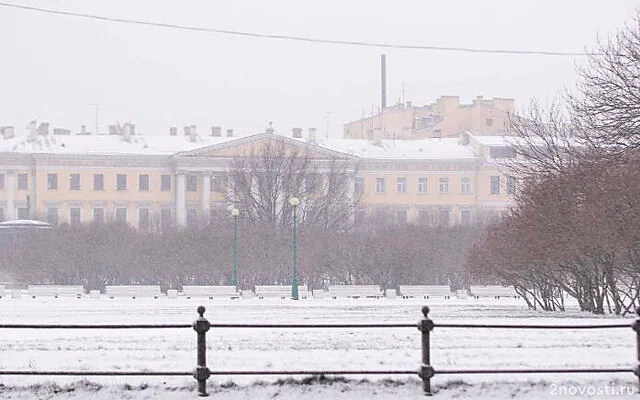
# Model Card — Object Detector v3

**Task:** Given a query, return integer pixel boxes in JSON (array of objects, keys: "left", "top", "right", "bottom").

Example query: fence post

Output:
[
  {"left": 418, "top": 305, "right": 435, "bottom": 396},
  {"left": 193, "top": 305, "right": 211, "bottom": 397},
  {"left": 633, "top": 306, "right": 640, "bottom": 392}
]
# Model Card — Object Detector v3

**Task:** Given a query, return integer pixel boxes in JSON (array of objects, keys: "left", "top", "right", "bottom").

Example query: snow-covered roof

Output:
[
  {"left": 300, "top": 137, "right": 476, "bottom": 159},
  {"left": 0, "top": 131, "right": 502, "bottom": 160},
  {"left": 0, "top": 133, "right": 237, "bottom": 155}
]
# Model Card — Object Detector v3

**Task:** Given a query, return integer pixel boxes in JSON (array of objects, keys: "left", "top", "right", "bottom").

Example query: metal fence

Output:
[{"left": 0, "top": 305, "right": 639, "bottom": 397}]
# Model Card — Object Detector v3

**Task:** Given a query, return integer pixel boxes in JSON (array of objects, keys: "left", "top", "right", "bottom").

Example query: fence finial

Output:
[
  {"left": 198, "top": 306, "right": 206, "bottom": 318},
  {"left": 422, "top": 306, "right": 430, "bottom": 317}
]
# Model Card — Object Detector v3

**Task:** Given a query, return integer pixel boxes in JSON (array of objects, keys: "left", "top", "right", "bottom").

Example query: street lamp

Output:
[
  {"left": 289, "top": 197, "right": 300, "bottom": 300},
  {"left": 231, "top": 208, "right": 240, "bottom": 288}
]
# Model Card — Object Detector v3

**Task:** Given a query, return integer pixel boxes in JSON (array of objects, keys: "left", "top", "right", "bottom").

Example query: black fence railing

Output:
[{"left": 0, "top": 305, "right": 638, "bottom": 397}]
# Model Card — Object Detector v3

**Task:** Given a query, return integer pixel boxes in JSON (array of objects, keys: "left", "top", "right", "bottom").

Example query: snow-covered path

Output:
[{"left": 0, "top": 297, "right": 637, "bottom": 398}]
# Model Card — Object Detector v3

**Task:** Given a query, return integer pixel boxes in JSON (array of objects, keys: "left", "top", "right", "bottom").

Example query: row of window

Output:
[
  {"left": 0, "top": 173, "right": 231, "bottom": 193},
  {"left": 354, "top": 207, "right": 474, "bottom": 226},
  {"left": 0, "top": 173, "right": 516, "bottom": 196},
  {"left": 356, "top": 176, "right": 516, "bottom": 195}
]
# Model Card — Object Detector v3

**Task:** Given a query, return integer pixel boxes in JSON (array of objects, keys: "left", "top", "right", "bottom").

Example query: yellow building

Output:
[
  {"left": 343, "top": 95, "right": 515, "bottom": 141},
  {"left": 0, "top": 125, "right": 516, "bottom": 229}
]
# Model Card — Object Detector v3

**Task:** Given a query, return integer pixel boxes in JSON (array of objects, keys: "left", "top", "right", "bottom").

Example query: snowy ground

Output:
[{"left": 0, "top": 296, "right": 638, "bottom": 399}]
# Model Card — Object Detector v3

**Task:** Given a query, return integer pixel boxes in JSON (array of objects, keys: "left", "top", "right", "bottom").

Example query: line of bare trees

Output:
[
  {"left": 0, "top": 220, "right": 482, "bottom": 293},
  {"left": 467, "top": 12, "right": 640, "bottom": 315}
]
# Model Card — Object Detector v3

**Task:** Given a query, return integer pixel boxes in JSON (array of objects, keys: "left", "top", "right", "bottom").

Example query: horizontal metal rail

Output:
[
  {"left": 436, "top": 367, "right": 634, "bottom": 374},
  {"left": 0, "top": 322, "right": 630, "bottom": 329},
  {"left": 0, "top": 324, "right": 192, "bottom": 329},
  {"left": 0, "top": 371, "right": 192, "bottom": 376},
  {"left": 434, "top": 322, "right": 631, "bottom": 329},
  {"left": 0, "top": 370, "right": 418, "bottom": 376}
]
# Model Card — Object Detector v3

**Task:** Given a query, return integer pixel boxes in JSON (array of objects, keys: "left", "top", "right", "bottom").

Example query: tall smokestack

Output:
[{"left": 381, "top": 54, "right": 387, "bottom": 111}]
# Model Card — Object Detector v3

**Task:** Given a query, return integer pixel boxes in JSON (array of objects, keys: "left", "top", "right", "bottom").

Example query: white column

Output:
[
  {"left": 175, "top": 173, "right": 186, "bottom": 227},
  {"left": 202, "top": 174, "right": 211, "bottom": 220},
  {"left": 6, "top": 171, "right": 15, "bottom": 220}
]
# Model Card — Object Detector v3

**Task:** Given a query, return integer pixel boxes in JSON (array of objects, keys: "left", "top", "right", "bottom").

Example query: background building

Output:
[
  {"left": 343, "top": 95, "right": 515, "bottom": 141},
  {"left": 0, "top": 123, "right": 516, "bottom": 230}
]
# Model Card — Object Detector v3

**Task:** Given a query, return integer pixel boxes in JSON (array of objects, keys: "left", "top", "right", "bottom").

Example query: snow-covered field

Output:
[{"left": 0, "top": 296, "right": 638, "bottom": 399}]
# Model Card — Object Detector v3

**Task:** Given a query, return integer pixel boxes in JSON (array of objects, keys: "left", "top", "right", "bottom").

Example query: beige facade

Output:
[
  {"left": 0, "top": 129, "right": 516, "bottom": 229},
  {"left": 343, "top": 95, "right": 515, "bottom": 140}
]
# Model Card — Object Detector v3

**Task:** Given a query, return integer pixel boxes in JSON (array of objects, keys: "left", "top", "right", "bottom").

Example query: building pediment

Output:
[{"left": 172, "top": 132, "right": 358, "bottom": 160}]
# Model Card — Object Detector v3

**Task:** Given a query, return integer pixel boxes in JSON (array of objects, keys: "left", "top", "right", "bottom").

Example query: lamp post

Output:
[
  {"left": 289, "top": 197, "right": 300, "bottom": 300},
  {"left": 231, "top": 208, "right": 239, "bottom": 288}
]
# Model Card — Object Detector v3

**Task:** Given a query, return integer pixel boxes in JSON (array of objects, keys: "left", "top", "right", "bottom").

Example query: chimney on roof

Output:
[
  {"left": 226, "top": 129, "right": 234, "bottom": 137},
  {"left": 211, "top": 126, "right": 222, "bottom": 137},
  {"left": 169, "top": 127, "right": 178, "bottom": 136},
  {"left": 308, "top": 128, "right": 317, "bottom": 144},
  {"left": 292, "top": 127, "right": 303, "bottom": 138},
  {"left": 1, "top": 126, "right": 15, "bottom": 139},
  {"left": 78, "top": 125, "right": 89, "bottom": 135},
  {"left": 53, "top": 128, "right": 71, "bottom": 135},
  {"left": 108, "top": 125, "right": 117, "bottom": 135},
  {"left": 188, "top": 125, "right": 197, "bottom": 142},
  {"left": 122, "top": 123, "right": 133, "bottom": 142},
  {"left": 183, "top": 126, "right": 191, "bottom": 136},
  {"left": 27, "top": 120, "right": 37, "bottom": 140},
  {"left": 37, "top": 122, "right": 50, "bottom": 136}
]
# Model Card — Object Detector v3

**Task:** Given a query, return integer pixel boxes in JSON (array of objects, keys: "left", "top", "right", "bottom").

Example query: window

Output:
[
  {"left": 439, "top": 177, "right": 449, "bottom": 193},
  {"left": 396, "top": 209, "right": 408, "bottom": 224},
  {"left": 17, "top": 173, "right": 28, "bottom": 190},
  {"left": 94, "top": 174, "right": 104, "bottom": 191},
  {"left": 160, "top": 208, "right": 172, "bottom": 230},
  {"left": 0, "top": 173, "right": 4, "bottom": 190},
  {"left": 186, "top": 175, "right": 197, "bottom": 192},
  {"left": 212, "top": 175, "right": 227, "bottom": 192},
  {"left": 461, "top": 209, "right": 472, "bottom": 226},
  {"left": 138, "top": 208, "right": 150, "bottom": 230},
  {"left": 115, "top": 207, "right": 127, "bottom": 224},
  {"left": 375, "top": 177, "right": 386, "bottom": 193},
  {"left": 396, "top": 177, "right": 407, "bottom": 193},
  {"left": 47, "top": 173, "right": 58, "bottom": 190},
  {"left": 0, "top": 208, "right": 4, "bottom": 222},
  {"left": 93, "top": 208, "right": 104, "bottom": 223},
  {"left": 354, "top": 177, "right": 365, "bottom": 194},
  {"left": 438, "top": 208, "right": 450, "bottom": 226},
  {"left": 161, "top": 175, "right": 171, "bottom": 191},
  {"left": 69, "top": 174, "right": 80, "bottom": 190},
  {"left": 507, "top": 176, "right": 517, "bottom": 195},
  {"left": 139, "top": 174, "right": 149, "bottom": 191},
  {"left": 117, "top": 174, "right": 127, "bottom": 191},
  {"left": 47, "top": 207, "right": 58, "bottom": 226},
  {"left": 417, "top": 209, "right": 430, "bottom": 225},
  {"left": 461, "top": 177, "right": 471, "bottom": 194},
  {"left": 490, "top": 176, "right": 501, "bottom": 195},
  {"left": 418, "top": 177, "right": 427, "bottom": 193},
  {"left": 187, "top": 208, "right": 198, "bottom": 224},
  {"left": 17, "top": 207, "right": 29, "bottom": 219},
  {"left": 69, "top": 207, "right": 81, "bottom": 225},
  {"left": 486, "top": 118, "right": 493, "bottom": 127}
]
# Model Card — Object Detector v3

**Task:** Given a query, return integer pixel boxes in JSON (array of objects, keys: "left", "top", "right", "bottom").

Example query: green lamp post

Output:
[
  {"left": 231, "top": 208, "right": 239, "bottom": 288},
  {"left": 289, "top": 197, "right": 300, "bottom": 300}
]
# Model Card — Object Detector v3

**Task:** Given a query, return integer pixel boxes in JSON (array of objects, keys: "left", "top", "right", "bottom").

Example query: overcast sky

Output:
[{"left": 1, "top": 0, "right": 639, "bottom": 139}]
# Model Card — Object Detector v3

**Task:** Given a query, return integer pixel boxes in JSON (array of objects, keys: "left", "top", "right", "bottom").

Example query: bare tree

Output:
[
  {"left": 227, "top": 136, "right": 360, "bottom": 231},
  {"left": 570, "top": 12, "right": 640, "bottom": 150}
]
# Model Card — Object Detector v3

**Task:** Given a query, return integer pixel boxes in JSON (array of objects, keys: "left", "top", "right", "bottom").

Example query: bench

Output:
[
  {"left": 27, "top": 285, "right": 84, "bottom": 298},
  {"left": 398, "top": 285, "right": 453, "bottom": 299},
  {"left": 469, "top": 285, "right": 519, "bottom": 299},
  {"left": 327, "top": 285, "right": 383, "bottom": 299},
  {"left": 105, "top": 285, "right": 162, "bottom": 299},
  {"left": 181, "top": 285, "right": 240, "bottom": 299},
  {"left": 254, "top": 285, "right": 292, "bottom": 299}
]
